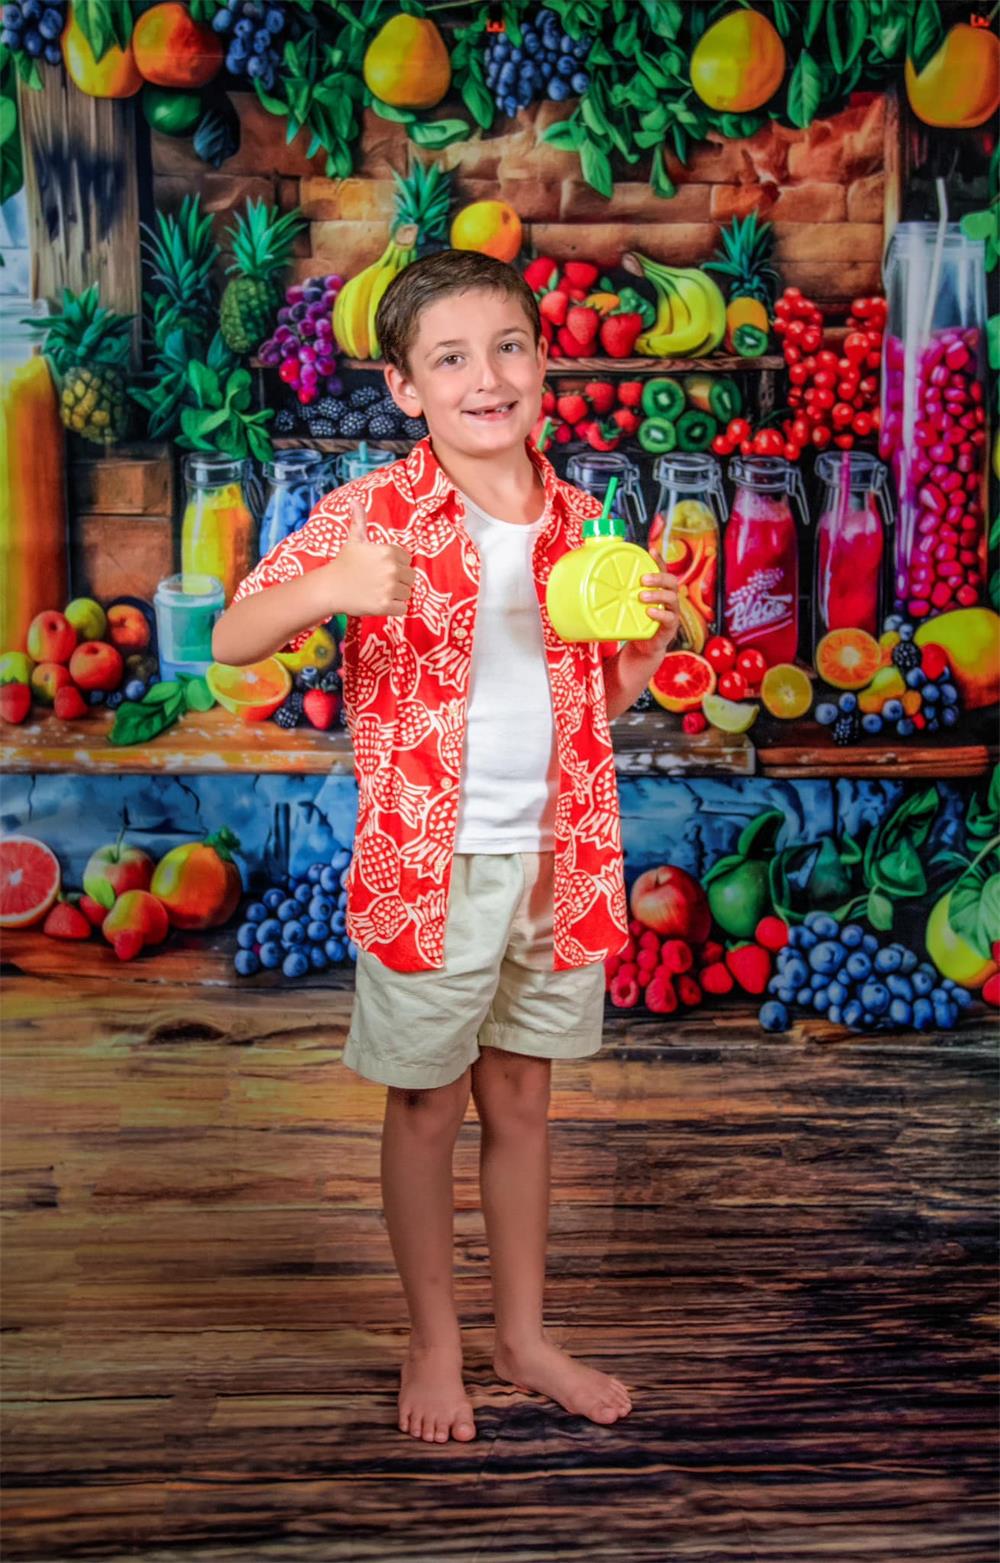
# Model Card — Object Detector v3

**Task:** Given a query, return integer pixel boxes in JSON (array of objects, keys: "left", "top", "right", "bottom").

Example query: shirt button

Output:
[
  {"left": 455, "top": 626, "right": 467, "bottom": 641},
  {"left": 441, "top": 776, "right": 455, "bottom": 790}
]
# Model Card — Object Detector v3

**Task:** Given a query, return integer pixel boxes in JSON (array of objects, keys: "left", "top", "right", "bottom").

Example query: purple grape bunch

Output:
[
  {"left": 259, "top": 273, "right": 344, "bottom": 408},
  {"left": 212, "top": 0, "right": 286, "bottom": 91},
  {"left": 1, "top": 0, "right": 67, "bottom": 66}
]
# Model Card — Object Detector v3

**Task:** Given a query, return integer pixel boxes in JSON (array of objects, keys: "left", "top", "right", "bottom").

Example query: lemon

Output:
[
  {"left": 761, "top": 662, "right": 812, "bottom": 720},
  {"left": 450, "top": 200, "right": 523, "bottom": 263},
  {"left": 702, "top": 693, "right": 759, "bottom": 733},
  {"left": 273, "top": 625, "right": 337, "bottom": 674},
  {"left": 363, "top": 14, "right": 451, "bottom": 110}
]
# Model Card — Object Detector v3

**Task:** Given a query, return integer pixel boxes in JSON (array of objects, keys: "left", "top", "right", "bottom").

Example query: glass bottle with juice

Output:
[
  {"left": 648, "top": 452, "right": 725, "bottom": 654},
  {"left": 813, "top": 449, "right": 892, "bottom": 644},
  {"left": 181, "top": 454, "right": 256, "bottom": 606},
  {"left": 723, "top": 455, "right": 809, "bottom": 665}
]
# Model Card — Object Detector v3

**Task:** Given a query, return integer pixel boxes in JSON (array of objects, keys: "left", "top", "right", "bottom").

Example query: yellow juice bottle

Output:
[{"left": 546, "top": 475, "right": 660, "bottom": 641}]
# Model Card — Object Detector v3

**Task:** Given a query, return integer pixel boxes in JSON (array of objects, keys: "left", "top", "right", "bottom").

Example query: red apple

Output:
[
  {"left": 68, "top": 640, "right": 125, "bottom": 693},
  {"left": 83, "top": 838, "right": 155, "bottom": 911},
  {"left": 106, "top": 604, "right": 151, "bottom": 653},
  {"left": 629, "top": 865, "right": 711, "bottom": 943},
  {"left": 30, "top": 661, "right": 74, "bottom": 707},
  {"left": 26, "top": 610, "right": 77, "bottom": 665}
]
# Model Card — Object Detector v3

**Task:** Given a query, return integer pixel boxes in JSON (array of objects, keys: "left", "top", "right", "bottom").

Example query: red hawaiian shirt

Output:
[{"left": 229, "top": 434, "right": 629, "bottom": 973}]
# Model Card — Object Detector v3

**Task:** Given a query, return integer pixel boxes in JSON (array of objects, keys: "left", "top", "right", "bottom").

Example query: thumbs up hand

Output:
[{"left": 325, "top": 497, "right": 416, "bottom": 617}]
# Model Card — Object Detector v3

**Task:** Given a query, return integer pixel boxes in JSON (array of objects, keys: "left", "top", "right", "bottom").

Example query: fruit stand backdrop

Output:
[{"left": 1, "top": 0, "right": 998, "bottom": 1034}]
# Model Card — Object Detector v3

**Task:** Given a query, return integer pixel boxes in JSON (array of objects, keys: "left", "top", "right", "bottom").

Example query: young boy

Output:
[{"left": 215, "top": 250, "right": 679, "bottom": 1444}]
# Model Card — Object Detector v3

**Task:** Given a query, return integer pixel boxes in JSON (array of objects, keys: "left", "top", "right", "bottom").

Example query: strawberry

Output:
[
  {"left": 659, "top": 938, "right": 693, "bottom": 975},
  {"left": 700, "top": 961, "right": 734, "bottom": 996},
  {"left": 539, "top": 317, "right": 555, "bottom": 344},
  {"left": 617, "top": 380, "right": 644, "bottom": 408},
  {"left": 111, "top": 929, "right": 144, "bottom": 961},
  {"left": 645, "top": 972, "right": 677, "bottom": 1014},
  {"left": 599, "top": 312, "right": 644, "bottom": 358},
  {"left": 54, "top": 685, "right": 89, "bottom": 720},
  {"left": 539, "top": 288, "right": 570, "bottom": 326},
  {"left": 701, "top": 940, "right": 725, "bottom": 966},
  {"left": 572, "top": 418, "right": 592, "bottom": 439},
  {"left": 554, "top": 422, "right": 573, "bottom": 444},
  {"left": 303, "top": 690, "right": 340, "bottom": 730},
  {"left": 993, "top": 941, "right": 1000, "bottom": 964},
  {"left": 566, "top": 286, "right": 588, "bottom": 303},
  {"left": 541, "top": 387, "right": 557, "bottom": 414},
  {"left": 565, "top": 305, "right": 601, "bottom": 347},
  {"left": 524, "top": 255, "right": 560, "bottom": 292},
  {"left": 0, "top": 683, "right": 31, "bottom": 724},
  {"left": 583, "top": 419, "right": 622, "bottom": 451},
  {"left": 556, "top": 391, "right": 588, "bottom": 424},
  {"left": 79, "top": 894, "right": 108, "bottom": 928},
  {"left": 725, "top": 943, "right": 772, "bottom": 995},
  {"left": 611, "top": 407, "right": 640, "bottom": 436},
  {"left": 563, "top": 260, "right": 600, "bottom": 290},
  {"left": 982, "top": 973, "right": 1000, "bottom": 1007},
  {"left": 755, "top": 916, "right": 790, "bottom": 952},
  {"left": 584, "top": 379, "right": 616, "bottom": 415},
  {"left": 676, "top": 974, "right": 702, "bottom": 1007},
  {"left": 42, "top": 901, "right": 92, "bottom": 940}
]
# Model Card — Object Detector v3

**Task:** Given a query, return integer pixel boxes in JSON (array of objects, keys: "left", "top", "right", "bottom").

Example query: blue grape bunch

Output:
[
  {"left": 485, "top": 8, "right": 591, "bottom": 115},
  {"left": 1, "top": 0, "right": 67, "bottom": 67},
  {"left": 212, "top": 0, "right": 286, "bottom": 92},
  {"left": 233, "top": 845, "right": 358, "bottom": 978},
  {"left": 758, "top": 910, "right": 971, "bottom": 1035}
]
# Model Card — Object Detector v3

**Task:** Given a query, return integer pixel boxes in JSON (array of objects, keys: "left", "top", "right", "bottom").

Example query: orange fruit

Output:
[
  {"left": 206, "top": 657, "right": 291, "bottom": 723},
  {"left": 450, "top": 200, "right": 523, "bottom": 264},
  {"left": 0, "top": 835, "right": 61, "bottom": 928},
  {"left": 690, "top": 8, "right": 785, "bottom": 113},
  {"left": 61, "top": 3, "right": 142, "bottom": 98},
  {"left": 363, "top": 14, "right": 451, "bottom": 110},
  {"left": 649, "top": 651, "right": 716, "bottom": 713},
  {"left": 761, "top": 662, "right": 812, "bottom": 720},
  {"left": 905, "top": 24, "right": 1000, "bottom": 130},
  {"left": 132, "top": 2, "right": 223, "bottom": 89},
  {"left": 815, "top": 628, "right": 884, "bottom": 691}
]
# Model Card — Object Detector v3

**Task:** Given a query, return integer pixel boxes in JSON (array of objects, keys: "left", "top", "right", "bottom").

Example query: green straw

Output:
[
  {"left": 600, "top": 474, "right": 619, "bottom": 521},
  {"left": 537, "top": 416, "right": 553, "bottom": 452},
  {"left": 359, "top": 439, "right": 368, "bottom": 462}
]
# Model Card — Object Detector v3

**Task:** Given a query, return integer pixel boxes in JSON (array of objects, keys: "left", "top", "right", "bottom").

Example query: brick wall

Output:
[{"left": 151, "top": 90, "right": 889, "bottom": 308}]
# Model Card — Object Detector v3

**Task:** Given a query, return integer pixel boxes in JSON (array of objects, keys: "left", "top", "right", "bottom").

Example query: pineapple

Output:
[
  {"left": 220, "top": 199, "right": 306, "bottom": 354},
  {"left": 704, "top": 212, "right": 781, "bottom": 349},
  {"left": 141, "top": 195, "right": 220, "bottom": 354},
  {"left": 33, "top": 285, "right": 133, "bottom": 445}
]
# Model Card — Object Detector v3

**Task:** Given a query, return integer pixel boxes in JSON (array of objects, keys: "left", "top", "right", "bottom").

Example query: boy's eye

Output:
[{"left": 438, "top": 341, "right": 522, "bottom": 367}]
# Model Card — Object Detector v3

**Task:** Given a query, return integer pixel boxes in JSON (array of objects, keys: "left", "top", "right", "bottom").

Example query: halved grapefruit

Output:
[
  {"left": 815, "top": 628, "right": 883, "bottom": 690},
  {"left": 206, "top": 657, "right": 292, "bottom": 722},
  {"left": 649, "top": 650, "right": 716, "bottom": 713},
  {"left": 1, "top": 835, "right": 62, "bottom": 927}
]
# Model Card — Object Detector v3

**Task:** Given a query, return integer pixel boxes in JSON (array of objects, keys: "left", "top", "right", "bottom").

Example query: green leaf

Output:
[
  {"left": 737, "top": 809, "right": 785, "bottom": 860},
  {"left": 407, "top": 118, "right": 470, "bottom": 149},
  {"left": 637, "top": 0, "right": 683, "bottom": 38},
  {"left": 108, "top": 689, "right": 185, "bottom": 747},
  {"left": 803, "top": 0, "right": 825, "bottom": 47},
  {"left": 844, "top": 0, "right": 869, "bottom": 68},
  {"left": 650, "top": 145, "right": 675, "bottom": 200},
  {"left": 182, "top": 676, "right": 216, "bottom": 712},
  {"left": 73, "top": 0, "right": 130, "bottom": 63},
  {"left": 876, "top": 839, "right": 926, "bottom": 899},
  {"left": 908, "top": 0, "right": 944, "bottom": 77},
  {"left": 787, "top": 51, "right": 822, "bottom": 129},
  {"left": 867, "top": 889, "right": 894, "bottom": 931},
  {"left": 825, "top": 2, "right": 844, "bottom": 74},
  {"left": 187, "top": 362, "right": 222, "bottom": 408},
  {"left": 701, "top": 852, "right": 748, "bottom": 889},
  {"left": 461, "top": 74, "right": 494, "bottom": 131},
  {"left": 369, "top": 98, "right": 416, "bottom": 124},
  {"left": 771, "top": 0, "right": 792, "bottom": 37},
  {"left": 580, "top": 137, "right": 613, "bottom": 199},
  {"left": 948, "top": 850, "right": 1000, "bottom": 960}
]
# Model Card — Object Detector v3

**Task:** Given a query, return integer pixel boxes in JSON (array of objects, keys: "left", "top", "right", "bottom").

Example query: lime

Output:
[
  {"left": 702, "top": 692, "right": 759, "bottom": 733},
  {"left": 141, "top": 85, "right": 203, "bottom": 137},
  {"left": 706, "top": 859, "right": 772, "bottom": 940}
]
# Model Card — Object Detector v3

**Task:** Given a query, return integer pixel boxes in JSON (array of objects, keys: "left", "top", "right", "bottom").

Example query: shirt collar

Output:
[{"left": 401, "top": 433, "right": 581, "bottom": 530}]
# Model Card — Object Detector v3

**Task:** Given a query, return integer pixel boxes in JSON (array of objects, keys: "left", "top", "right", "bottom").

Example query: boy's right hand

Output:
[{"left": 326, "top": 498, "right": 415, "bottom": 617}]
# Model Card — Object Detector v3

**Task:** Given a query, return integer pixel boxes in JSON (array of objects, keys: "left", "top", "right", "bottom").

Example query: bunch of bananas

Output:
[
  {"left": 623, "top": 252, "right": 727, "bottom": 358},
  {"left": 332, "top": 222, "right": 419, "bottom": 360}
]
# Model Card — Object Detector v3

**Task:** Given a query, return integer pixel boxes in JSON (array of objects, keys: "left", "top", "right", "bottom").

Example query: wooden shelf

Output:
[{"left": 3, "top": 707, "right": 995, "bottom": 780}]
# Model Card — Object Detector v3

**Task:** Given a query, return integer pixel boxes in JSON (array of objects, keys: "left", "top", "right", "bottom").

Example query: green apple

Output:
[
  {"left": 64, "top": 597, "right": 108, "bottom": 642},
  {"left": 0, "top": 650, "right": 34, "bottom": 685}
]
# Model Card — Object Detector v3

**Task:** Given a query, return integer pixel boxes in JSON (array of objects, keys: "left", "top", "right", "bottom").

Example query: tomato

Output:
[
  {"left": 735, "top": 647, "right": 767, "bottom": 688},
  {"left": 859, "top": 375, "right": 879, "bottom": 398},
  {"left": 800, "top": 326, "right": 822, "bottom": 352},
  {"left": 816, "top": 350, "right": 840, "bottom": 369},
  {"left": 718, "top": 669, "right": 748, "bottom": 701},
  {"left": 812, "top": 368, "right": 836, "bottom": 390},
  {"left": 811, "top": 388, "right": 834, "bottom": 410},
  {"left": 844, "top": 332, "right": 869, "bottom": 365},
  {"left": 833, "top": 433, "right": 855, "bottom": 448},
  {"left": 791, "top": 417, "right": 812, "bottom": 445},
  {"left": 783, "top": 441, "right": 801, "bottom": 461},
  {"left": 754, "top": 428, "right": 785, "bottom": 455},
  {"left": 852, "top": 409, "right": 873, "bottom": 436},
  {"left": 727, "top": 417, "right": 750, "bottom": 442},
  {"left": 786, "top": 319, "right": 805, "bottom": 341},
  {"left": 788, "top": 362, "right": 809, "bottom": 385},
  {"left": 704, "top": 635, "right": 737, "bottom": 673},
  {"left": 832, "top": 402, "right": 854, "bottom": 429},
  {"left": 784, "top": 342, "right": 800, "bottom": 363},
  {"left": 811, "top": 424, "right": 832, "bottom": 447},
  {"left": 711, "top": 434, "right": 734, "bottom": 455}
]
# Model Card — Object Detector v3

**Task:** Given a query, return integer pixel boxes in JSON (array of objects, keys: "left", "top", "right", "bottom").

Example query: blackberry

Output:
[
  {"left": 832, "top": 712, "right": 860, "bottom": 746},
  {"left": 306, "top": 417, "right": 336, "bottom": 437},
  {"left": 891, "top": 639, "right": 921, "bottom": 672},
  {"left": 402, "top": 416, "right": 428, "bottom": 439},
  {"left": 315, "top": 396, "right": 345, "bottom": 420},
  {"left": 631, "top": 687, "right": 655, "bottom": 712},
  {"left": 348, "top": 385, "right": 381, "bottom": 409},
  {"left": 274, "top": 408, "right": 296, "bottom": 433},
  {"left": 319, "top": 669, "right": 341, "bottom": 693},
  {"left": 273, "top": 704, "right": 301, "bottom": 729},
  {"left": 367, "top": 413, "right": 397, "bottom": 439},
  {"left": 339, "top": 410, "right": 368, "bottom": 438}
]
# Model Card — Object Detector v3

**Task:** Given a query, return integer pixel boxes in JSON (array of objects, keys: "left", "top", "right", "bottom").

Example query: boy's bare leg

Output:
[
  {"left": 381, "top": 1070, "right": 478, "bottom": 1443},
  {"left": 471, "top": 1048, "right": 632, "bottom": 1424}
]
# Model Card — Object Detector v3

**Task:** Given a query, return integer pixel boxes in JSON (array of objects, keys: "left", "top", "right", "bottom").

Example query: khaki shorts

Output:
[{"left": 342, "top": 851, "right": 606, "bottom": 1090}]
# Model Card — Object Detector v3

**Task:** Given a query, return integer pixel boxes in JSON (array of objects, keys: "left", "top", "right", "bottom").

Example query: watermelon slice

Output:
[{"left": 0, "top": 836, "right": 62, "bottom": 928}]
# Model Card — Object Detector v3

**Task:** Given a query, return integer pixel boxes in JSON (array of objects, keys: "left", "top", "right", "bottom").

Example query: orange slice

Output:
[
  {"left": 206, "top": 657, "right": 292, "bottom": 722},
  {"left": 761, "top": 662, "right": 812, "bottom": 719},
  {"left": 815, "top": 628, "right": 884, "bottom": 690},
  {"left": 649, "top": 650, "right": 716, "bottom": 712}
]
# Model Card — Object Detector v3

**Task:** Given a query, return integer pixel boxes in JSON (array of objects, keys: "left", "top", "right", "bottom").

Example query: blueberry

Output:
[
  {"left": 898, "top": 622, "right": 915, "bottom": 640},
  {"left": 886, "top": 973, "right": 912, "bottom": 999},
  {"left": 910, "top": 970, "right": 934, "bottom": 997},
  {"left": 305, "top": 918, "right": 328, "bottom": 943},
  {"left": 556, "top": 53, "right": 575, "bottom": 76},
  {"left": 574, "top": 36, "right": 590, "bottom": 56},
  {"left": 905, "top": 667, "right": 927, "bottom": 688},
  {"left": 883, "top": 614, "right": 904, "bottom": 632},
  {"left": 294, "top": 882, "right": 312, "bottom": 905},
  {"left": 331, "top": 908, "right": 347, "bottom": 934},
  {"left": 759, "top": 1000, "right": 789, "bottom": 1032},
  {"left": 882, "top": 698, "right": 903, "bottom": 721},
  {"left": 106, "top": 689, "right": 124, "bottom": 709},
  {"left": 827, "top": 1003, "right": 843, "bottom": 1024},
  {"left": 933, "top": 1003, "right": 957, "bottom": 1030},
  {"left": 845, "top": 950, "right": 872, "bottom": 981},
  {"left": 860, "top": 980, "right": 889, "bottom": 1015},
  {"left": 953, "top": 985, "right": 972, "bottom": 1009},
  {"left": 889, "top": 998, "right": 912, "bottom": 1026},
  {"left": 837, "top": 692, "right": 858, "bottom": 713},
  {"left": 842, "top": 999, "right": 864, "bottom": 1029},
  {"left": 861, "top": 712, "right": 884, "bottom": 735},
  {"left": 874, "top": 945, "right": 902, "bottom": 973},
  {"left": 783, "top": 955, "right": 809, "bottom": 987},
  {"left": 38, "top": 6, "right": 61, "bottom": 38},
  {"left": 22, "top": 0, "right": 40, "bottom": 19},
  {"left": 339, "top": 866, "right": 351, "bottom": 889},
  {"left": 809, "top": 939, "right": 845, "bottom": 974},
  {"left": 806, "top": 912, "right": 840, "bottom": 938},
  {"left": 941, "top": 706, "right": 959, "bottom": 727},
  {"left": 797, "top": 927, "right": 818, "bottom": 950},
  {"left": 324, "top": 936, "right": 346, "bottom": 964},
  {"left": 815, "top": 702, "right": 839, "bottom": 726},
  {"left": 282, "top": 949, "right": 309, "bottom": 979},
  {"left": 809, "top": 969, "right": 827, "bottom": 989},
  {"left": 896, "top": 717, "right": 916, "bottom": 737},
  {"left": 862, "top": 933, "right": 879, "bottom": 954},
  {"left": 841, "top": 924, "right": 864, "bottom": 948},
  {"left": 797, "top": 986, "right": 813, "bottom": 1007},
  {"left": 122, "top": 678, "right": 145, "bottom": 701},
  {"left": 767, "top": 974, "right": 783, "bottom": 994},
  {"left": 308, "top": 894, "right": 334, "bottom": 920},
  {"left": 508, "top": 44, "right": 522, "bottom": 61},
  {"left": 282, "top": 919, "right": 306, "bottom": 946},
  {"left": 308, "top": 945, "right": 328, "bottom": 971},
  {"left": 242, "top": 900, "right": 266, "bottom": 924},
  {"left": 921, "top": 681, "right": 940, "bottom": 703},
  {"left": 570, "top": 70, "right": 589, "bottom": 92},
  {"left": 247, "top": 54, "right": 266, "bottom": 76},
  {"left": 275, "top": 898, "right": 297, "bottom": 922},
  {"left": 319, "top": 865, "right": 339, "bottom": 892},
  {"left": 258, "top": 939, "right": 283, "bottom": 969},
  {"left": 263, "top": 887, "right": 284, "bottom": 910},
  {"left": 547, "top": 77, "right": 570, "bottom": 100},
  {"left": 1, "top": 4, "right": 21, "bottom": 24},
  {"left": 213, "top": 6, "right": 233, "bottom": 28},
  {"left": 265, "top": 5, "right": 284, "bottom": 31},
  {"left": 236, "top": 922, "right": 258, "bottom": 950},
  {"left": 346, "top": 941, "right": 358, "bottom": 961},
  {"left": 226, "top": 44, "right": 246, "bottom": 70},
  {"left": 0, "top": 27, "right": 20, "bottom": 46},
  {"left": 492, "top": 36, "right": 509, "bottom": 57},
  {"left": 813, "top": 987, "right": 830, "bottom": 1012},
  {"left": 235, "top": 948, "right": 260, "bottom": 976},
  {"left": 939, "top": 682, "right": 958, "bottom": 705},
  {"left": 43, "top": 37, "right": 58, "bottom": 61},
  {"left": 252, "top": 919, "right": 279, "bottom": 947},
  {"left": 827, "top": 979, "right": 848, "bottom": 1005},
  {"left": 898, "top": 949, "right": 918, "bottom": 974}
]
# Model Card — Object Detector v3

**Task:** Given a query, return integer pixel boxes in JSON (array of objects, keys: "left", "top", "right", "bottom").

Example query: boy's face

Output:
[{"left": 383, "top": 288, "right": 547, "bottom": 457}]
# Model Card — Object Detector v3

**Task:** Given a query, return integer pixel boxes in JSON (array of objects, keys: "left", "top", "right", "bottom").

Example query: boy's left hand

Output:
[{"left": 630, "top": 569, "right": 681, "bottom": 663}]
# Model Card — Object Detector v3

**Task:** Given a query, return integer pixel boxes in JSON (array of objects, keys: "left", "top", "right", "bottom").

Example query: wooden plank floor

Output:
[{"left": 1, "top": 970, "right": 997, "bottom": 1562}]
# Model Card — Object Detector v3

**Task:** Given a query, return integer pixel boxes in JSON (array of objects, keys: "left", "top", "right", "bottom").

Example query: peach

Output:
[
  {"left": 30, "top": 661, "right": 74, "bottom": 707},
  {"left": 69, "top": 639, "right": 125, "bottom": 693},
  {"left": 102, "top": 888, "right": 170, "bottom": 960},
  {"left": 26, "top": 610, "right": 77, "bottom": 665},
  {"left": 106, "top": 604, "right": 151, "bottom": 653}
]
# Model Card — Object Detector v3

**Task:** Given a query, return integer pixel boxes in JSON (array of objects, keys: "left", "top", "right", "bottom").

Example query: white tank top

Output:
[{"left": 452, "top": 489, "right": 559, "bottom": 853}]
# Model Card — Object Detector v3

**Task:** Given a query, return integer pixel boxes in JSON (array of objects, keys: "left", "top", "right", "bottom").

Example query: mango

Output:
[{"left": 914, "top": 608, "right": 1000, "bottom": 710}]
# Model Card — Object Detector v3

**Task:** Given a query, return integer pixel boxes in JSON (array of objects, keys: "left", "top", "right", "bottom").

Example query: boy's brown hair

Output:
[{"left": 374, "top": 249, "right": 541, "bottom": 377}]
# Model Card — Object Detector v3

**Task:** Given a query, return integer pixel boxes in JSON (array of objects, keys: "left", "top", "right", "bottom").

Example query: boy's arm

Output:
[{"left": 212, "top": 495, "right": 415, "bottom": 667}]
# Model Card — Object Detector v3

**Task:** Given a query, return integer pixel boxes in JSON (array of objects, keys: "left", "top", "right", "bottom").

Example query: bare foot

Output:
[
  {"left": 493, "top": 1331, "right": 632, "bottom": 1424},
  {"left": 398, "top": 1342, "right": 477, "bottom": 1443}
]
